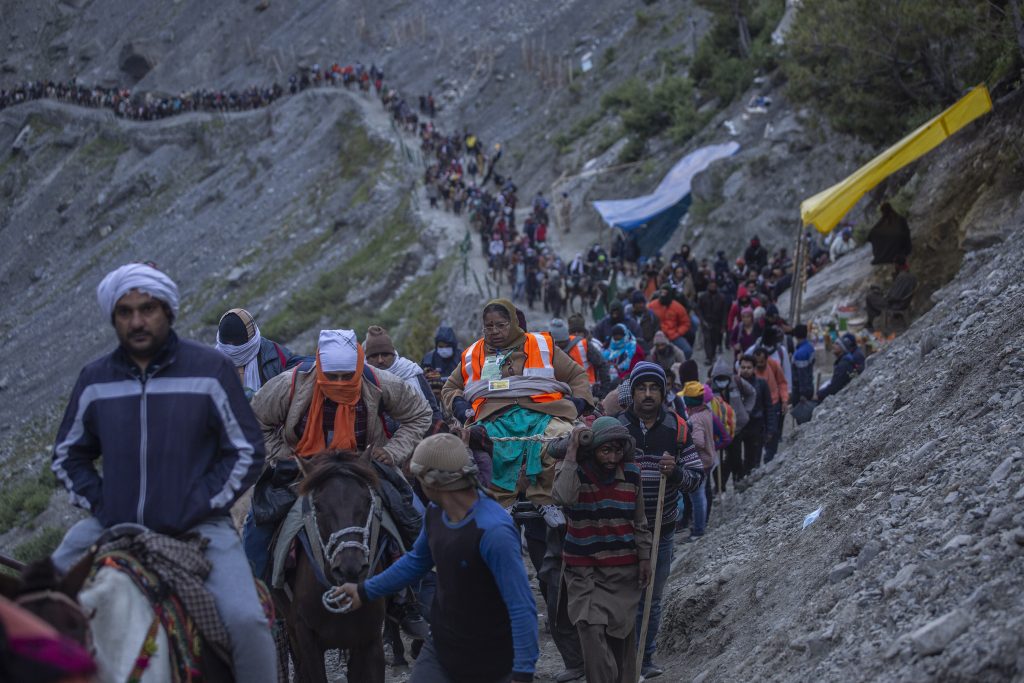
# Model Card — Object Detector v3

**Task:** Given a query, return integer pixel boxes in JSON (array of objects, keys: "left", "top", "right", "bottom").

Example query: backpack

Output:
[{"left": 709, "top": 395, "right": 736, "bottom": 446}]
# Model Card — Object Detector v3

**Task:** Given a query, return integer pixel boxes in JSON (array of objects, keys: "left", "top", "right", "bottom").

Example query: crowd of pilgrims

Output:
[
  {"left": 205, "top": 219, "right": 862, "bottom": 681},
  {"left": 8, "top": 57, "right": 871, "bottom": 682},
  {"left": 0, "top": 61, "right": 385, "bottom": 120}
]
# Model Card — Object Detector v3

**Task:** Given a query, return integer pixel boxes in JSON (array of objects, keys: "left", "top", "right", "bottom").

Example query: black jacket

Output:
[{"left": 747, "top": 375, "right": 772, "bottom": 423}]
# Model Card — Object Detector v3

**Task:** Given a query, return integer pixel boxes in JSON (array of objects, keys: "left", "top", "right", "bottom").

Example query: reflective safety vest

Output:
[
  {"left": 566, "top": 336, "right": 596, "bottom": 384},
  {"left": 461, "top": 332, "right": 563, "bottom": 417}
]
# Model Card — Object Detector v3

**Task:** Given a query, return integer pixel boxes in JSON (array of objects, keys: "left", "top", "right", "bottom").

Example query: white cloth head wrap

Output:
[
  {"left": 216, "top": 323, "right": 264, "bottom": 392},
  {"left": 97, "top": 263, "right": 180, "bottom": 318},
  {"left": 319, "top": 329, "right": 359, "bottom": 372}
]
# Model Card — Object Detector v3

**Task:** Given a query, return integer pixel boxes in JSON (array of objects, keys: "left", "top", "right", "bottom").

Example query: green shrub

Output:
[
  {"left": 784, "top": 0, "right": 1021, "bottom": 144},
  {"left": 0, "top": 469, "right": 55, "bottom": 533},
  {"left": 13, "top": 526, "right": 66, "bottom": 564}
]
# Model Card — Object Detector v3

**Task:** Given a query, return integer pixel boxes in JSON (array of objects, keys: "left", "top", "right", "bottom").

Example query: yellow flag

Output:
[{"left": 801, "top": 85, "right": 993, "bottom": 235}]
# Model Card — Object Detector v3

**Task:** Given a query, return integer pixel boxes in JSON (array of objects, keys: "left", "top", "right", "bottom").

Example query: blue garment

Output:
[
  {"left": 483, "top": 407, "right": 553, "bottom": 492},
  {"left": 818, "top": 350, "right": 865, "bottom": 401},
  {"left": 791, "top": 339, "right": 816, "bottom": 401},
  {"left": 52, "top": 331, "right": 265, "bottom": 534},
  {"left": 362, "top": 494, "right": 539, "bottom": 679},
  {"left": 604, "top": 324, "right": 639, "bottom": 373}
]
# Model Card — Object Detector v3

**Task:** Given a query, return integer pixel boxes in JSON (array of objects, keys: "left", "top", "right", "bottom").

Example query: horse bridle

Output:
[
  {"left": 308, "top": 480, "right": 383, "bottom": 614},
  {"left": 16, "top": 590, "right": 95, "bottom": 649}
]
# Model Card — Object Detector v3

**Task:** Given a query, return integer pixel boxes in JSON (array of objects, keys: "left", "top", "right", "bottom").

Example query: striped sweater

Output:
[{"left": 554, "top": 461, "right": 650, "bottom": 567}]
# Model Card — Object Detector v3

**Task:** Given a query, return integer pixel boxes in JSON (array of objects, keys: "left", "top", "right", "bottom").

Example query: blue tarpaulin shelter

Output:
[{"left": 592, "top": 141, "right": 740, "bottom": 256}]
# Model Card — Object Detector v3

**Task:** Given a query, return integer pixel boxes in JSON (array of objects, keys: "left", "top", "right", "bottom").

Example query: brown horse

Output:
[{"left": 277, "top": 449, "right": 387, "bottom": 683}]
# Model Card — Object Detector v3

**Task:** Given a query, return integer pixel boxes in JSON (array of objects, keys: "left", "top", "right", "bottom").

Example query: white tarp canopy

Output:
[{"left": 592, "top": 141, "right": 740, "bottom": 229}]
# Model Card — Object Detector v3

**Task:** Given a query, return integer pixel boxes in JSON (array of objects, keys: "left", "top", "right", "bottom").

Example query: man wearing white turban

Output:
[{"left": 52, "top": 262, "right": 277, "bottom": 681}]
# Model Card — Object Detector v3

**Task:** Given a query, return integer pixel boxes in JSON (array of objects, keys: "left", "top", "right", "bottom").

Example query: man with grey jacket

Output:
[{"left": 710, "top": 357, "right": 755, "bottom": 492}]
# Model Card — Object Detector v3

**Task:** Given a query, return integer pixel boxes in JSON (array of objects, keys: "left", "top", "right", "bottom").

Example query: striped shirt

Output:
[{"left": 560, "top": 462, "right": 645, "bottom": 567}]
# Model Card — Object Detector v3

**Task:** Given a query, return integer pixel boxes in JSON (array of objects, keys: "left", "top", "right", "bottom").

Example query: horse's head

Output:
[
  {"left": 298, "top": 449, "right": 381, "bottom": 585},
  {"left": 10, "top": 553, "right": 94, "bottom": 647}
]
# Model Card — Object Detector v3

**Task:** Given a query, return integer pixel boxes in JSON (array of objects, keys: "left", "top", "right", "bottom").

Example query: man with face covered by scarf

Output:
[
  {"left": 243, "top": 329, "right": 432, "bottom": 578},
  {"left": 214, "top": 308, "right": 300, "bottom": 399},
  {"left": 332, "top": 433, "right": 540, "bottom": 683}
]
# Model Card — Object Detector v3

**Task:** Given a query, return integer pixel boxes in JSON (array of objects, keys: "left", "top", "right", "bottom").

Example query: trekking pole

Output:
[{"left": 635, "top": 473, "right": 666, "bottom": 682}]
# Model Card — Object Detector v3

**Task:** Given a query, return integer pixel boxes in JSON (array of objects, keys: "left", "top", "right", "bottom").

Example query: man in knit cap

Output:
[
  {"left": 617, "top": 362, "right": 703, "bottom": 677},
  {"left": 364, "top": 325, "right": 442, "bottom": 423},
  {"left": 333, "top": 433, "right": 539, "bottom": 683},
  {"left": 215, "top": 307, "right": 301, "bottom": 399},
  {"left": 552, "top": 418, "right": 653, "bottom": 683},
  {"left": 52, "top": 263, "right": 276, "bottom": 681}
]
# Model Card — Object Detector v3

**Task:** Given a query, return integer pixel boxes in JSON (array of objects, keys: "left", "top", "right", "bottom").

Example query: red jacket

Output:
[{"left": 647, "top": 299, "right": 690, "bottom": 341}]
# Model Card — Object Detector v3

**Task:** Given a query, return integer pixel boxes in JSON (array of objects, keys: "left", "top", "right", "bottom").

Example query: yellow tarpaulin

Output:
[{"left": 801, "top": 85, "right": 993, "bottom": 235}]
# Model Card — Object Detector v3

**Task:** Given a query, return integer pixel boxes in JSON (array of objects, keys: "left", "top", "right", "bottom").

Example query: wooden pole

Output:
[
  {"left": 0, "top": 553, "right": 26, "bottom": 573},
  {"left": 635, "top": 473, "right": 666, "bottom": 682}
]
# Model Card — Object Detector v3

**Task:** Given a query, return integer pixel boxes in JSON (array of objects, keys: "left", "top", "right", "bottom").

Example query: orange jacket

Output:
[
  {"left": 756, "top": 357, "right": 789, "bottom": 405},
  {"left": 566, "top": 336, "right": 597, "bottom": 384},
  {"left": 647, "top": 299, "right": 690, "bottom": 341},
  {"left": 460, "top": 332, "right": 563, "bottom": 417}
]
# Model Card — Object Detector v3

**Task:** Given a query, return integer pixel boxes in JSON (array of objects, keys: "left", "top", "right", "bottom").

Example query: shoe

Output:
[
  {"left": 555, "top": 667, "right": 585, "bottom": 682},
  {"left": 641, "top": 661, "right": 665, "bottom": 678},
  {"left": 400, "top": 612, "right": 431, "bottom": 640},
  {"left": 683, "top": 533, "right": 704, "bottom": 544},
  {"left": 539, "top": 504, "right": 565, "bottom": 527}
]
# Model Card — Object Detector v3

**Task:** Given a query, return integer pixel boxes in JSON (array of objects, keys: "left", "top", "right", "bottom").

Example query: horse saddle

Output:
[{"left": 89, "top": 527, "right": 234, "bottom": 672}]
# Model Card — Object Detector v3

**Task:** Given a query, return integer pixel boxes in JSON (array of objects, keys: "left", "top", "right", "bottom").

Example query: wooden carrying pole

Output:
[
  {"left": 635, "top": 473, "right": 667, "bottom": 682},
  {"left": 789, "top": 221, "right": 809, "bottom": 325}
]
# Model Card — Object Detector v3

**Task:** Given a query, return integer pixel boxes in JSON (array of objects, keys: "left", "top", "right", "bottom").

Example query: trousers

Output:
[
  {"left": 410, "top": 638, "right": 512, "bottom": 683},
  {"left": 490, "top": 417, "right": 573, "bottom": 508},
  {"left": 577, "top": 621, "right": 637, "bottom": 683},
  {"left": 53, "top": 516, "right": 277, "bottom": 683}
]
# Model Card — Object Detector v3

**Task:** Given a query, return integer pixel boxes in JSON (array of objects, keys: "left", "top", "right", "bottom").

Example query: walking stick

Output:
[{"left": 635, "top": 473, "right": 666, "bottom": 682}]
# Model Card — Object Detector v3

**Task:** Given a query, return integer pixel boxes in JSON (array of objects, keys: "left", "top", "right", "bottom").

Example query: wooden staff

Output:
[{"left": 635, "top": 473, "right": 666, "bottom": 682}]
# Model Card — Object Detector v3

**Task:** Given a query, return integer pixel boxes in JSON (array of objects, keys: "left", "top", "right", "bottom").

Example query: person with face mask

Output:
[
  {"left": 603, "top": 324, "right": 646, "bottom": 382},
  {"left": 648, "top": 286, "right": 692, "bottom": 359},
  {"left": 552, "top": 418, "right": 654, "bottom": 683},
  {"left": 710, "top": 357, "right": 755, "bottom": 492},
  {"left": 592, "top": 300, "right": 641, "bottom": 348},
  {"left": 421, "top": 325, "right": 463, "bottom": 378},
  {"left": 215, "top": 308, "right": 301, "bottom": 400}
]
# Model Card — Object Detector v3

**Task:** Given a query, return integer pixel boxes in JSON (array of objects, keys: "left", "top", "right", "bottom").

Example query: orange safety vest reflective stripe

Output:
[
  {"left": 460, "top": 332, "right": 563, "bottom": 417},
  {"left": 566, "top": 336, "right": 596, "bottom": 384}
]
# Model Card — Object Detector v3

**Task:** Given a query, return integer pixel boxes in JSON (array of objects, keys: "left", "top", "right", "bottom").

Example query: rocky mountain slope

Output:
[
  {"left": 660, "top": 233, "right": 1024, "bottom": 682},
  {"left": 2, "top": 1, "right": 1024, "bottom": 680}
]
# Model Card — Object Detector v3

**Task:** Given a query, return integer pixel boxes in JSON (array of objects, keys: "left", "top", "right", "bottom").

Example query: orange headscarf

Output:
[{"left": 295, "top": 347, "right": 364, "bottom": 456}]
